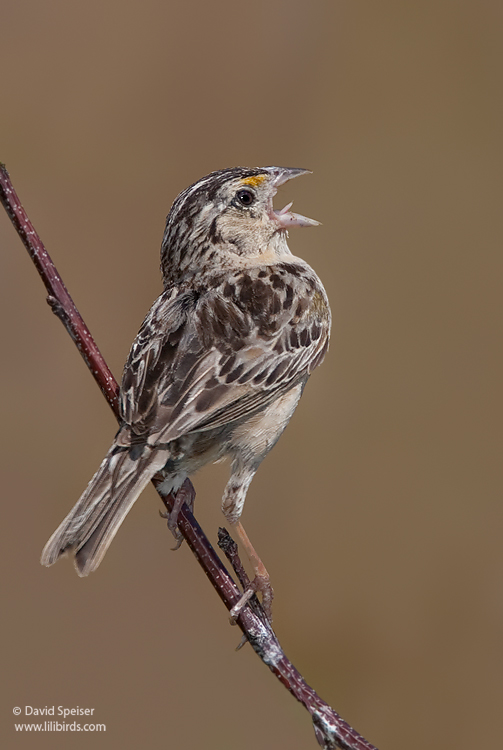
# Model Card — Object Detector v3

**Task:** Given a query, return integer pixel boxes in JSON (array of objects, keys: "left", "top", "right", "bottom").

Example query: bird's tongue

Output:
[{"left": 272, "top": 201, "right": 320, "bottom": 228}]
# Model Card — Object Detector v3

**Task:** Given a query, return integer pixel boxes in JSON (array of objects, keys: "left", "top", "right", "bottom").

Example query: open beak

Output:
[{"left": 265, "top": 167, "right": 320, "bottom": 228}]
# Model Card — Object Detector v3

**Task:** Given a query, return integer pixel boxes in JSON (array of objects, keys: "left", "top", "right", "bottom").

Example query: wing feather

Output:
[{"left": 119, "top": 268, "right": 330, "bottom": 446}]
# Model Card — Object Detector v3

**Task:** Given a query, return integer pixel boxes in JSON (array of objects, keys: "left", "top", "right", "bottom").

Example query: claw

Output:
[
  {"left": 235, "top": 635, "right": 248, "bottom": 651},
  {"left": 167, "top": 510, "right": 184, "bottom": 550},
  {"left": 229, "top": 573, "right": 274, "bottom": 625},
  {"left": 229, "top": 587, "right": 255, "bottom": 623},
  {"left": 171, "top": 534, "right": 184, "bottom": 551},
  {"left": 159, "top": 478, "right": 196, "bottom": 551}
]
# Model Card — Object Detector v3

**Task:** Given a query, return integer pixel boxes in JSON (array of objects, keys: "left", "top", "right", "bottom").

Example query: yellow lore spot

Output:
[{"left": 240, "top": 174, "right": 267, "bottom": 188}]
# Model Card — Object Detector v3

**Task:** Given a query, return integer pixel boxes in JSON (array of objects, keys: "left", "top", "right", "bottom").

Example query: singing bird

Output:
[{"left": 41, "top": 167, "right": 331, "bottom": 618}]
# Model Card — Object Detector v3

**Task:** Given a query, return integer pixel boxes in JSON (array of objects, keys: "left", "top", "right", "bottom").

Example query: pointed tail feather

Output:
[{"left": 41, "top": 443, "right": 170, "bottom": 576}]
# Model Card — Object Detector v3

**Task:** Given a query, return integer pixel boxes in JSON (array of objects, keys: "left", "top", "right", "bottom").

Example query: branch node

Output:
[{"left": 47, "top": 293, "right": 66, "bottom": 320}]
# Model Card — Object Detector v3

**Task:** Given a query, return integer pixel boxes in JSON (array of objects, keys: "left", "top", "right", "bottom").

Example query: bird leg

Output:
[
  {"left": 159, "top": 478, "right": 196, "bottom": 550},
  {"left": 229, "top": 521, "right": 274, "bottom": 623}
]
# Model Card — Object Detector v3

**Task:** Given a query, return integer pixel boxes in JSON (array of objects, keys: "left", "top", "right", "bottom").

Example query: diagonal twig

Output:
[{"left": 1, "top": 162, "right": 378, "bottom": 750}]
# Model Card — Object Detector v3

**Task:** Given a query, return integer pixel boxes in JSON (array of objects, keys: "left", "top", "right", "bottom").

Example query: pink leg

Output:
[{"left": 230, "top": 521, "right": 274, "bottom": 623}]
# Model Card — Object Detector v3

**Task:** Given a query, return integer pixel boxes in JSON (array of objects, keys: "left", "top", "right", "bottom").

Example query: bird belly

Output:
[{"left": 228, "top": 381, "right": 305, "bottom": 467}]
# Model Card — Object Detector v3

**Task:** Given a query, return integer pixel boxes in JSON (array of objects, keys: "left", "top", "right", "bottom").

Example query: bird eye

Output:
[{"left": 236, "top": 189, "right": 255, "bottom": 207}]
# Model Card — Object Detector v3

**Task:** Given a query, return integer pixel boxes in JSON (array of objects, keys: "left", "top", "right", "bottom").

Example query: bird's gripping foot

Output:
[
  {"left": 159, "top": 478, "right": 196, "bottom": 550},
  {"left": 229, "top": 521, "right": 274, "bottom": 624}
]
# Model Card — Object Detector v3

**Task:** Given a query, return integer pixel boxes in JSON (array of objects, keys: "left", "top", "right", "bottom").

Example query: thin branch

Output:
[{"left": 1, "top": 163, "right": 379, "bottom": 750}]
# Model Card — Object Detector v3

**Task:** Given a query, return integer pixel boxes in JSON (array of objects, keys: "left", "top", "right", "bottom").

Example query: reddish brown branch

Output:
[{"left": 1, "top": 162, "right": 378, "bottom": 750}]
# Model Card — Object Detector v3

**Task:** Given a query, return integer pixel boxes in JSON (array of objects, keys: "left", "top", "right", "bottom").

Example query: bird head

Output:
[{"left": 161, "top": 166, "right": 319, "bottom": 286}]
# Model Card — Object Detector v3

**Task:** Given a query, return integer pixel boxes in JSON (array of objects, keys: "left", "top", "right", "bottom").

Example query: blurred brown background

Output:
[{"left": 2, "top": 1, "right": 503, "bottom": 748}]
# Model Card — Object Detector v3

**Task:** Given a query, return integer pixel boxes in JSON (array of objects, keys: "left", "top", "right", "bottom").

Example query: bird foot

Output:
[
  {"left": 230, "top": 573, "right": 274, "bottom": 625},
  {"left": 159, "top": 478, "right": 195, "bottom": 550}
]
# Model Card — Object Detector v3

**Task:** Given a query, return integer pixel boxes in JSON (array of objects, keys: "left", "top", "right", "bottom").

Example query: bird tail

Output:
[{"left": 41, "top": 442, "right": 170, "bottom": 577}]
